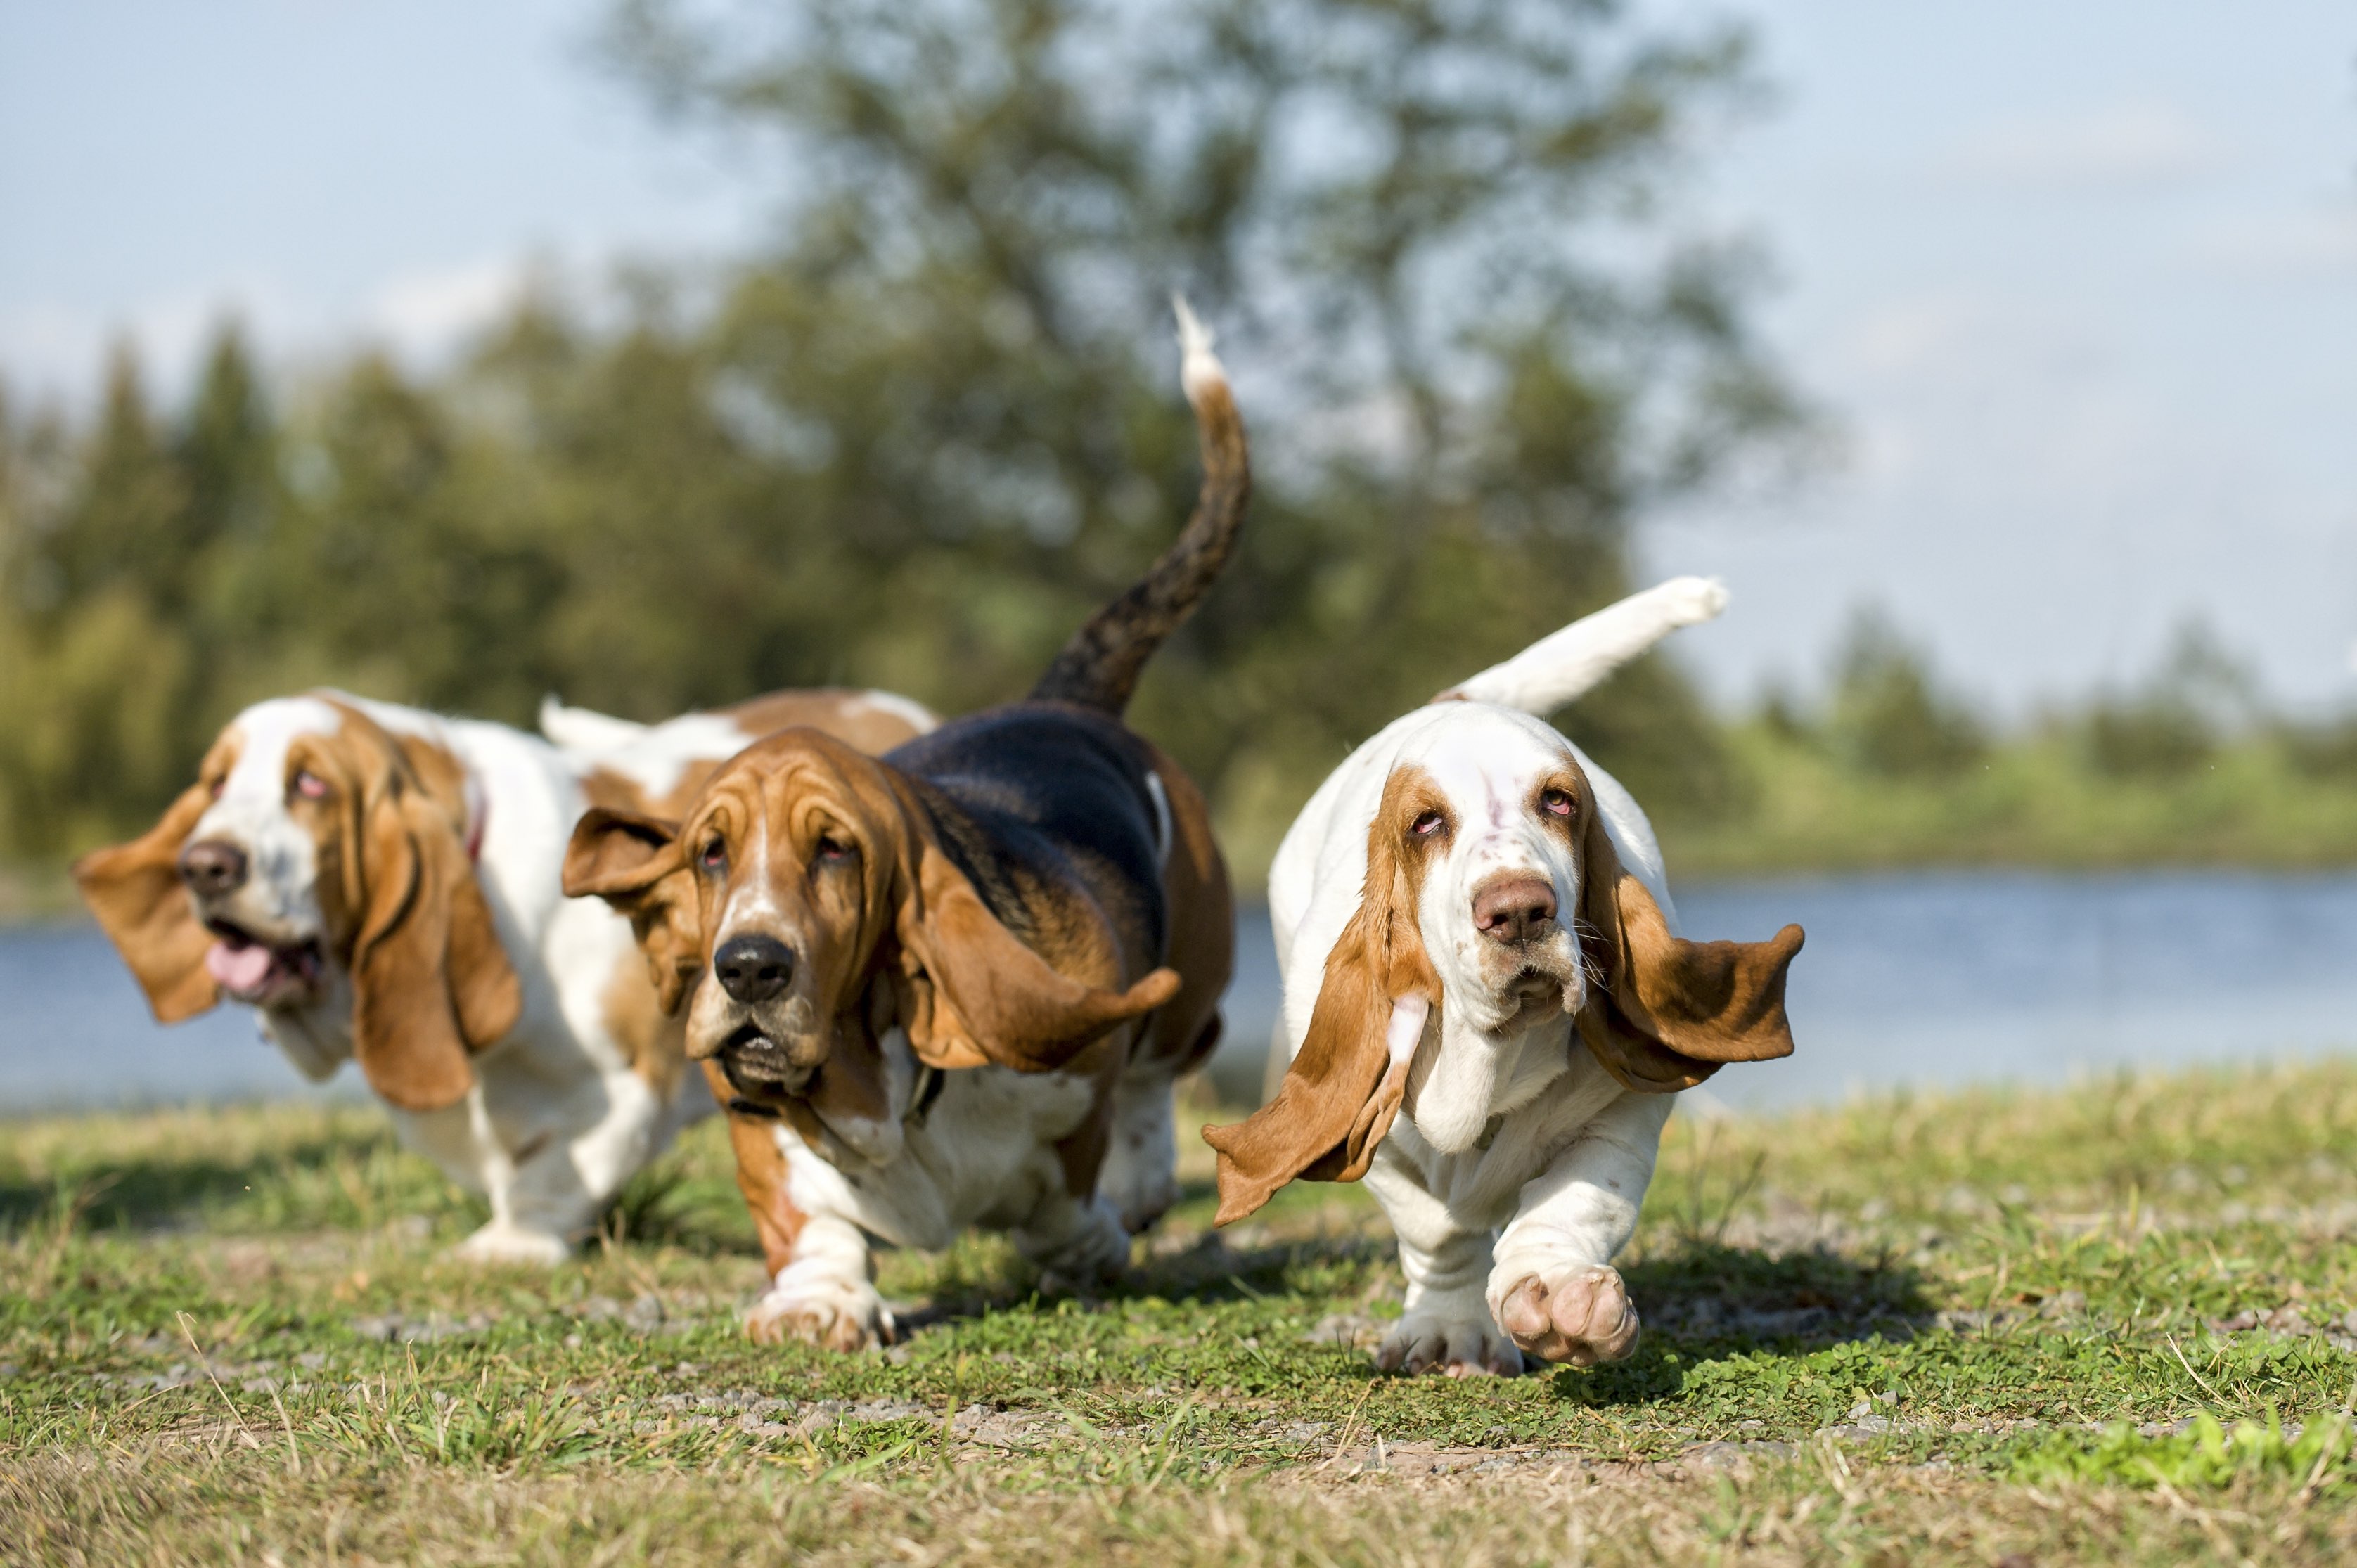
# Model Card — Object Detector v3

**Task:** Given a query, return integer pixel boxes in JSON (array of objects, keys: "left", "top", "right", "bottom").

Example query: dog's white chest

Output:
[{"left": 780, "top": 1067, "right": 1099, "bottom": 1251}]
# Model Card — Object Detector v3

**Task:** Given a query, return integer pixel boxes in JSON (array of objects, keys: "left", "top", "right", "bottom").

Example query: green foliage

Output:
[
  {"left": 1, "top": 0, "right": 1787, "bottom": 874},
  {"left": 2076, "top": 620, "right": 2254, "bottom": 780},
  {"left": 2280, "top": 714, "right": 2357, "bottom": 782},
  {"left": 1821, "top": 606, "right": 1987, "bottom": 778}
]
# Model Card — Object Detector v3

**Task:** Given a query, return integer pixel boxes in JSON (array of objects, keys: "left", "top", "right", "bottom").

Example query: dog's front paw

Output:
[
  {"left": 1374, "top": 1307, "right": 1525, "bottom": 1378},
  {"left": 745, "top": 1278, "right": 895, "bottom": 1353},
  {"left": 1494, "top": 1264, "right": 1640, "bottom": 1368},
  {"left": 454, "top": 1222, "right": 572, "bottom": 1266}
]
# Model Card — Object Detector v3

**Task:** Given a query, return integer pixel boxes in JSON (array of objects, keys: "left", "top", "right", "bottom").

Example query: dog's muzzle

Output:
[{"left": 714, "top": 1025, "right": 816, "bottom": 1103}]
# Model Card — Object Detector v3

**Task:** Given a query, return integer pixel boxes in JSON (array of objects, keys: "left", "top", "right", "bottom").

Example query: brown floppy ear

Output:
[
  {"left": 892, "top": 837, "right": 1179, "bottom": 1074},
  {"left": 1202, "top": 824, "right": 1439, "bottom": 1227},
  {"left": 72, "top": 782, "right": 221, "bottom": 1023},
  {"left": 563, "top": 807, "right": 700, "bottom": 1015},
  {"left": 347, "top": 773, "right": 523, "bottom": 1112},
  {"left": 1574, "top": 795, "right": 1802, "bottom": 1093}
]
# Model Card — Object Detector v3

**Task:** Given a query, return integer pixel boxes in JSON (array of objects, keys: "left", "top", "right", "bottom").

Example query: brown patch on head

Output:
[
  {"left": 1568, "top": 768, "right": 1802, "bottom": 1091},
  {"left": 71, "top": 728, "right": 243, "bottom": 1022},
  {"left": 1204, "top": 764, "right": 1448, "bottom": 1226}
]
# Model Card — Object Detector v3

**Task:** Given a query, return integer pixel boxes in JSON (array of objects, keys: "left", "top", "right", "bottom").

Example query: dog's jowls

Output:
[{"left": 1207, "top": 580, "right": 1802, "bottom": 1376}]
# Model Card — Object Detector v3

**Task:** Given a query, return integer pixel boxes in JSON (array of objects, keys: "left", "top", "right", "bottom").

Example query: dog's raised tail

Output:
[
  {"left": 1436, "top": 576, "right": 1729, "bottom": 715},
  {"left": 1029, "top": 297, "right": 1251, "bottom": 714}
]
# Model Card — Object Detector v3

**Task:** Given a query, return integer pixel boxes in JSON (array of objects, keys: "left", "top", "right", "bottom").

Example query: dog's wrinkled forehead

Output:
[
  {"left": 691, "top": 732, "right": 868, "bottom": 841},
  {"left": 1394, "top": 705, "right": 1576, "bottom": 826},
  {"left": 207, "top": 696, "right": 345, "bottom": 819}
]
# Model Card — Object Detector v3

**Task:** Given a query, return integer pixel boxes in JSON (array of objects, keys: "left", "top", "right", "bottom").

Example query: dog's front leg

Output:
[
  {"left": 730, "top": 1114, "right": 894, "bottom": 1351},
  {"left": 748, "top": 1212, "right": 894, "bottom": 1351},
  {"left": 1365, "top": 1152, "right": 1524, "bottom": 1377},
  {"left": 1485, "top": 1091, "right": 1671, "bottom": 1367},
  {"left": 392, "top": 1098, "right": 578, "bottom": 1265}
]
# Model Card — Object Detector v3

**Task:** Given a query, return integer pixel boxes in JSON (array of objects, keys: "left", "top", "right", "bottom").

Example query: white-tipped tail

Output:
[
  {"left": 1439, "top": 576, "right": 1729, "bottom": 715},
  {"left": 538, "top": 694, "right": 653, "bottom": 754},
  {"left": 1173, "top": 293, "right": 1226, "bottom": 408}
]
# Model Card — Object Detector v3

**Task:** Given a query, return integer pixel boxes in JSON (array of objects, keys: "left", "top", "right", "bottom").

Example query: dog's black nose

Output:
[
  {"left": 713, "top": 934, "right": 795, "bottom": 1004},
  {"left": 178, "top": 839, "right": 249, "bottom": 899}
]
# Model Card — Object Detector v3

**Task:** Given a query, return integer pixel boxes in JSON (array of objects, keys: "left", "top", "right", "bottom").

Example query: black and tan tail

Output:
[{"left": 1029, "top": 299, "right": 1252, "bottom": 715}]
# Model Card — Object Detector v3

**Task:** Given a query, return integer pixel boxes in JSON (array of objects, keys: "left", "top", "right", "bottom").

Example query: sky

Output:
[{"left": 4, "top": 0, "right": 2353, "bottom": 716}]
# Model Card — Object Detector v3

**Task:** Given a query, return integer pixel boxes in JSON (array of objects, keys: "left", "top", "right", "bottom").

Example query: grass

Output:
[{"left": 13, "top": 1065, "right": 2357, "bottom": 1562}]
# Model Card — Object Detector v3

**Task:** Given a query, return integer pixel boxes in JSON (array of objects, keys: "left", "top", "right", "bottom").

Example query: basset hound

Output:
[
  {"left": 1207, "top": 577, "right": 1805, "bottom": 1375},
  {"left": 73, "top": 686, "right": 936, "bottom": 1263},
  {"left": 564, "top": 304, "right": 1247, "bottom": 1350}
]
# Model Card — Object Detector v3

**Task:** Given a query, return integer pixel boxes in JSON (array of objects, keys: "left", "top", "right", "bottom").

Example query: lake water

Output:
[{"left": 4, "top": 870, "right": 2354, "bottom": 1115}]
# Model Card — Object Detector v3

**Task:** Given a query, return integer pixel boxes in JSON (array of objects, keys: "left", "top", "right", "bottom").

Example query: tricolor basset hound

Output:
[
  {"left": 1207, "top": 577, "right": 1805, "bottom": 1375},
  {"left": 563, "top": 304, "right": 1246, "bottom": 1350},
  {"left": 73, "top": 686, "right": 936, "bottom": 1262}
]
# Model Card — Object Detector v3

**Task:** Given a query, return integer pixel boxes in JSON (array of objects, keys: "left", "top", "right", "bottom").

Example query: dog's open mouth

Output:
[{"left": 203, "top": 921, "right": 326, "bottom": 1005}]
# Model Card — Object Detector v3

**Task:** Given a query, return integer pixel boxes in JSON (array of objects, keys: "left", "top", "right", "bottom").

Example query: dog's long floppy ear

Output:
[
  {"left": 891, "top": 835, "right": 1179, "bottom": 1075},
  {"left": 346, "top": 771, "right": 522, "bottom": 1112},
  {"left": 72, "top": 781, "right": 221, "bottom": 1023},
  {"left": 1574, "top": 789, "right": 1802, "bottom": 1093},
  {"left": 1202, "top": 818, "right": 1440, "bottom": 1227},
  {"left": 563, "top": 807, "right": 701, "bottom": 1016}
]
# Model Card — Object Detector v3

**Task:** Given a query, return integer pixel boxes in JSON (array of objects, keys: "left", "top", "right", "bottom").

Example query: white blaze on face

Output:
[
  {"left": 188, "top": 696, "right": 344, "bottom": 997},
  {"left": 1401, "top": 709, "right": 1586, "bottom": 1016}
]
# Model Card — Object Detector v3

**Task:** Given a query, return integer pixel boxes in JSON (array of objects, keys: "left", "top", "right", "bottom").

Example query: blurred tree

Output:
[
  {"left": 2080, "top": 621, "right": 2253, "bottom": 779},
  {"left": 585, "top": 0, "right": 1798, "bottom": 833},
  {"left": 0, "top": 0, "right": 1802, "bottom": 868},
  {"left": 1823, "top": 607, "right": 1986, "bottom": 779}
]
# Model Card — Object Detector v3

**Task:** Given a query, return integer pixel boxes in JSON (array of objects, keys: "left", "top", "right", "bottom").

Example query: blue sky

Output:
[{"left": 4, "top": 1, "right": 2353, "bottom": 714}]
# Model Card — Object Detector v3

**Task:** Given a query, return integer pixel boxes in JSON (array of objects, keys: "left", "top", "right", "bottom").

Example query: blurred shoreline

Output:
[{"left": 16, "top": 868, "right": 2357, "bottom": 1118}]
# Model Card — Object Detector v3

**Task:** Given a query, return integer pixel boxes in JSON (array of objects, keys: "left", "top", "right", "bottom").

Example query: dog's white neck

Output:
[{"left": 1404, "top": 999, "right": 1574, "bottom": 1155}]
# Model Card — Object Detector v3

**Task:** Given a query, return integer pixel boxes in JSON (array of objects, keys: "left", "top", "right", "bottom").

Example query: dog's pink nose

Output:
[{"left": 1472, "top": 875, "right": 1556, "bottom": 944}]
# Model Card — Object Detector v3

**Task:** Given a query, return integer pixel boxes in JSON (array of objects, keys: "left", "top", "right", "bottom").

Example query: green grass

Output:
[{"left": 13, "top": 1065, "right": 2357, "bottom": 1562}]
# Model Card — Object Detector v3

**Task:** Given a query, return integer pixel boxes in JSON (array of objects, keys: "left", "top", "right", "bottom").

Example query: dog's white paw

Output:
[
  {"left": 1493, "top": 1264, "right": 1640, "bottom": 1368},
  {"left": 1374, "top": 1306, "right": 1526, "bottom": 1378},
  {"left": 745, "top": 1276, "right": 895, "bottom": 1353},
  {"left": 454, "top": 1222, "right": 572, "bottom": 1266}
]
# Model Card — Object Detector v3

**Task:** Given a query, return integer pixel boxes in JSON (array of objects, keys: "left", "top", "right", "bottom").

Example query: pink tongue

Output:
[{"left": 206, "top": 940, "right": 278, "bottom": 992}]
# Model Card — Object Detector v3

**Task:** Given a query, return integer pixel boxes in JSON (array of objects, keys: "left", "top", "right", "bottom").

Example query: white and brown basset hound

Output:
[
  {"left": 564, "top": 305, "right": 1247, "bottom": 1349},
  {"left": 1207, "top": 577, "right": 1804, "bottom": 1375},
  {"left": 74, "top": 686, "right": 935, "bottom": 1263}
]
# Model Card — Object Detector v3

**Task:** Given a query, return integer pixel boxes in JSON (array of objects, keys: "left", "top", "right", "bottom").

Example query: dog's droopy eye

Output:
[
  {"left": 1540, "top": 789, "right": 1573, "bottom": 817},
  {"left": 815, "top": 836, "right": 853, "bottom": 862},
  {"left": 207, "top": 776, "right": 226, "bottom": 801},
  {"left": 1411, "top": 811, "right": 1446, "bottom": 837},
  {"left": 700, "top": 839, "right": 728, "bottom": 872},
  {"left": 290, "top": 770, "right": 329, "bottom": 802}
]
